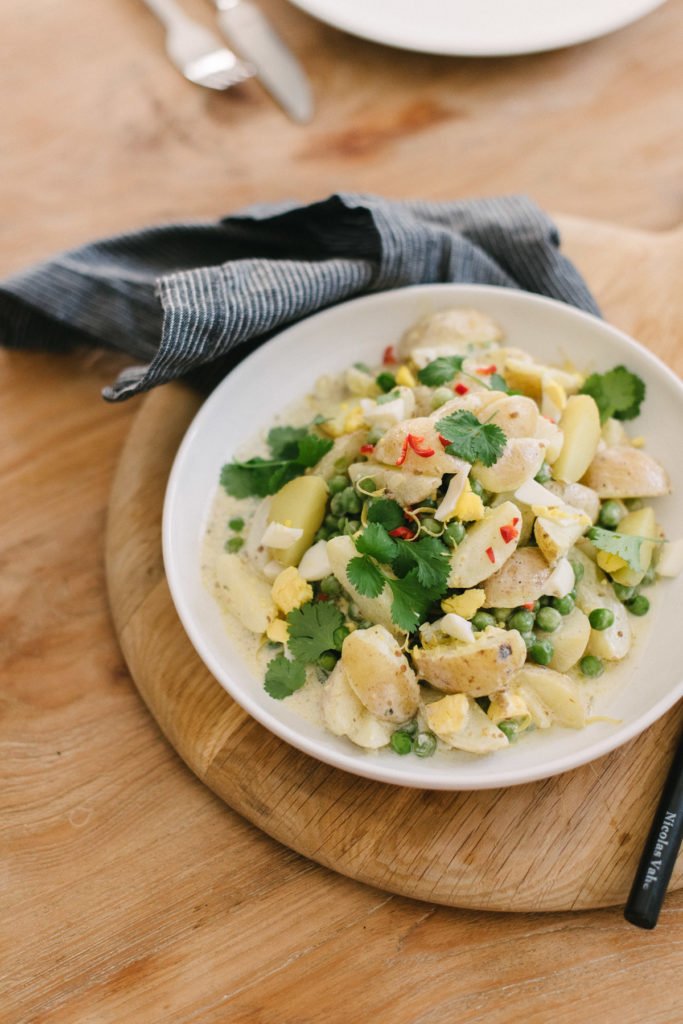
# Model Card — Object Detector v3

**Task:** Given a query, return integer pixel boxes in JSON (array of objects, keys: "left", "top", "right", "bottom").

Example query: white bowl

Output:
[{"left": 163, "top": 284, "right": 683, "bottom": 790}]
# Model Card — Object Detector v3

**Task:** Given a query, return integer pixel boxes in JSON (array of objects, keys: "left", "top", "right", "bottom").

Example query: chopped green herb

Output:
[
  {"left": 286, "top": 601, "right": 345, "bottom": 663},
  {"left": 347, "top": 555, "right": 386, "bottom": 598},
  {"left": 580, "top": 365, "right": 646, "bottom": 423},
  {"left": 436, "top": 410, "right": 507, "bottom": 467},
  {"left": 376, "top": 371, "right": 397, "bottom": 393},
  {"left": 264, "top": 655, "right": 306, "bottom": 700},
  {"left": 355, "top": 522, "right": 398, "bottom": 563},
  {"left": 488, "top": 373, "right": 509, "bottom": 393},
  {"left": 228, "top": 517, "right": 244, "bottom": 532},
  {"left": 588, "top": 526, "right": 662, "bottom": 573},
  {"left": 417, "top": 356, "right": 465, "bottom": 386},
  {"left": 220, "top": 431, "right": 333, "bottom": 498},
  {"left": 392, "top": 536, "right": 450, "bottom": 591},
  {"left": 366, "top": 498, "right": 405, "bottom": 531}
]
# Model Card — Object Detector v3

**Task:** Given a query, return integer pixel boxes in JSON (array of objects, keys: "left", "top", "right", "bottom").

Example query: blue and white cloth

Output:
[{"left": 0, "top": 193, "right": 599, "bottom": 401}]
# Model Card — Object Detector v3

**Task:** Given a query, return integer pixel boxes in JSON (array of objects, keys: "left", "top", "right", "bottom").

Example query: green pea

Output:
[
  {"left": 535, "top": 607, "right": 562, "bottom": 632},
  {"left": 390, "top": 730, "right": 413, "bottom": 755},
  {"left": 529, "top": 638, "right": 554, "bottom": 665},
  {"left": 552, "top": 594, "right": 575, "bottom": 616},
  {"left": 508, "top": 610, "right": 535, "bottom": 633},
  {"left": 341, "top": 488, "right": 362, "bottom": 515},
  {"left": 579, "top": 655, "right": 604, "bottom": 678},
  {"left": 333, "top": 456, "right": 350, "bottom": 473},
  {"left": 570, "top": 559, "right": 584, "bottom": 583},
  {"left": 313, "top": 528, "right": 329, "bottom": 544},
  {"left": 444, "top": 521, "right": 466, "bottom": 547},
  {"left": 317, "top": 651, "right": 338, "bottom": 672},
  {"left": 612, "top": 581, "right": 636, "bottom": 603},
  {"left": 224, "top": 536, "right": 244, "bottom": 553},
  {"left": 328, "top": 474, "right": 348, "bottom": 495},
  {"left": 534, "top": 462, "right": 552, "bottom": 484},
  {"left": 228, "top": 516, "right": 244, "bottom": 532},
  {"left": 626, "top": 594, "right": 650, "bottom": 616},
  {"left": 343, "top": 518, "right": 360, "bottom": 536},
  {"left": 431, "top": 387, "right": 453, "bottom": 410},
  {"left": 498, "top": 719, "right": 520, "bottom": 742},
  {"left": 589, "top": 608, "right": 614, "bottom": 631},
  {"left": 333, "top": 625, "right": 350, "bottom": 649},
  {"left": 414, "top": 732, "right": 437, "bottom": 758},
  {"left": 324, "top": 514, "right": 340, "bottom": 531},
  {"left": 356, "top": 477, "right": 376, "bottom": 493},
  {"left": 598, "top": 500, "right": 624, "bottom": 529},
  {"left": 420, "top": 516, "right": 442, "bottom": 537},
  {"left": 520, "top": 631, "right": 536, "bottom": 651},
  {"left": 330, "top": 492, "right": 346, "bottom": 516},
  {"left": 538, "top": 595, "right": 552, "bottom": 607},
  {"left": 492, "top": 607, "right": 513, "bottom": 624},
  {"left": 401, "top": 719, "right": 419, "bottom": 737},
  {"left": 320, "top": 575, "right": 342, "bottom": 597},
  {"left": 470, "top": 478, "right": 485, "bottom": 498},
  {"left": 376, "top": 371, "right": 396, "bottom": 393},
  {"left": 471, "top": 611, "right": 496, "bottom": 632}
]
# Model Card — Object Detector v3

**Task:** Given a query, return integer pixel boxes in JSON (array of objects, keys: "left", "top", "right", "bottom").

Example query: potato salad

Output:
[{"left": 207, "top": 307, "right": 680, "bottom": 758}]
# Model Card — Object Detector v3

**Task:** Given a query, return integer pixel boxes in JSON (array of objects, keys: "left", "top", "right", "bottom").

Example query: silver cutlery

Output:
[
  {"left": 141, "top": 0, "right": 254, "bottom": 90},
  {"left": 214, "top": 0, "right": 314, "bottom": 122}
]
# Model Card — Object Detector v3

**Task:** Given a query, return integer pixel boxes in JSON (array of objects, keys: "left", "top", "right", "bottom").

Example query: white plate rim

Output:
[
  {"left": 286, "top": 0, "right": 667, "bottom": 57},
  {"left": 163, "top": 283, "right": 683, "bottom": 791}
]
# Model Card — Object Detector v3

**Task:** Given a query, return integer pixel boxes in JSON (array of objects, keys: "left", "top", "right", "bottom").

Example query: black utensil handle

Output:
[{"left": 624, "top": 724, "right": 683, "bottom": 929}]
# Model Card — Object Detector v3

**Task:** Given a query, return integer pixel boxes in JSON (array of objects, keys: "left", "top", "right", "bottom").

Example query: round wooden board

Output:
[{"left": 106, "top": 215, "right": 683, "bottom": 913}]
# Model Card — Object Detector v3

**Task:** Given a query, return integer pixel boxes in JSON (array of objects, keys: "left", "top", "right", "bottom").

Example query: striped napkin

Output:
[{"left": 0, "top": 193, "right": 598, "bottom": 401}]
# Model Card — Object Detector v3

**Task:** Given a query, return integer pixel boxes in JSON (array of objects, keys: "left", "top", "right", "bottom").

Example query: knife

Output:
[{"left": 214, "top": 0, "right": 314, "bottom": 123}]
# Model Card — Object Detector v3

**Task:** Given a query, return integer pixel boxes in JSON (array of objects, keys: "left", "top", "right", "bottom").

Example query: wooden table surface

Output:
[{"left": 2, "top": 1, "right": 682, "bottom": 1021}]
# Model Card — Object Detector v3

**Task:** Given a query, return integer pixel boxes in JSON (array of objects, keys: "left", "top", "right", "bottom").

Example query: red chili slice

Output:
[
  {"left": 499, "top": 524, "right": 519, "bottom": 544},
  {"left": 359, "top": 443, "right": 375, "bottom": 454},
  {"left": 395, "top": 437, "right": 410, "bottom": 466},
  {"left": 522, "top": 602, "right": 535, "bottom": 611},
  {"left": 476, "top": 364, "right": 497, "bottom": 376},
  {"left": 383, "top": 345, "right": 397, "bottom": 365},
  {"left": 454, "top": 382, "right": 469, "bottom": 395},
  {"left": 407, "top": 434, "right": 435, "bottom": 458},
  {"left": 389, "top": 526, "right": 415, "bottom": 540},
  {"left": 438, "top": 434, "right": 450, "bottom": 447},
  {"left": 485, "top": 546, "right": 496, "bottom": 564}
]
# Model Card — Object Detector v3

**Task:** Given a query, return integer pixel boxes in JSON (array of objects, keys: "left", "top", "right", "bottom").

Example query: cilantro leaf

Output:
[
  {"left": 220, "top": 431, "right": 333, "bottom": 499},
  {"left": 588, "top": 526, "right": 661, "bottom": 572},
  {"left": 417, "top": 356, "right": 465, "bottom": 386},
  {"left": 488, "top": 373, "right": 509, "bottom": 393},
  {"left": 267, "top": 426, "right": 308, "bottom": 459},
  {"left": 580, "top": 366, "right": 646, "bottom": 423},
  {"left": 296, "top": 434, "right": 333, "bottom": 467},
  {"left": 436, "top": 410, "right": 507, "bottom": 467},
  {"left": 376, "top": 388, "right": 400, "bottom": 405},
  {"left": 286, "top": 601, "right": 345, "bottom": 663},
  {"left": 388, "top": 572, "right": 434, "bottom": 632},
  {"left": 367, "top": 498, "right": 405, "bottom": 531},
  {"left": 264, "top": 655, "right": 306, "bottom": 700},
  {"left": 347, "top": 555, "right": 386, "bottom": 598},
  {"left": 355, "top": 523, "right": 398, "bottom": 563},
  {"left": 392, "top": 536, "right": 450, "bottom": 592}
]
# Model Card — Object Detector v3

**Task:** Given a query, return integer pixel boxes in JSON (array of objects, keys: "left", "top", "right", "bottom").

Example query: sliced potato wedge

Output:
[
  {"left": 448, "top": 501, "right": 522, "bottom": 588},
  {"left": 326, "top": 535, "right": 399, "bottom": 636},
  {"left": 511, "top": 665, "right": 586, "bottom": 728},
  {"left": 215, "top": 553, "right": 277, "bottom": 634},
  {"left": 342, "top": 625, "right": 419, "bottom": 723},
  {"left": 483, "top": 547, "right": 554, "bottom": 608},
  {"left": 347, "top": 462, "right": 440, "bottom": 506},
  {"left": 548, "top": 607, "right": 591, "bottom": 672},
  {"left": 610, "top": 506, "right": 657, "bottom": 587},
  {"left": 268, "top": 475, "right": 328, "bottom": 566},
  {"left": 423, "top": 693, "right": 508, "bottom": 753},
  {"left": 581, "top": 446, "right": 671, "bottom": 498},
  {"left": 471, "top": 438, "right": 546, "bottom": 493},
  {"left": 552, "top": 395, "right": 601, "bottom": 483},
  {"left": 322, "top": 663, "right": 394, "bottom": 749},
  {"left": 412, "top": 627, "right": 526, "bottom": 697}
]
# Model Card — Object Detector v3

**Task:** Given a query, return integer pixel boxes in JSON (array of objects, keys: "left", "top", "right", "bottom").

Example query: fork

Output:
[{"left": 141, "top": 0, "right": 254, "bottom": 90}]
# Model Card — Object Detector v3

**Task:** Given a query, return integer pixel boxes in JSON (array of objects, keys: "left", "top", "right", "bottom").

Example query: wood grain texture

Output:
[
  {"left": 3, "top": 0, "right": 683, "bottom": 1019},
  {"left": 105, "top": 216, "right": 683, "bottom": 914}
]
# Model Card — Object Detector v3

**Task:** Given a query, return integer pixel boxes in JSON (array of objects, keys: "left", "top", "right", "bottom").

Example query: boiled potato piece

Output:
[
  {"left": 471, "top": 438, "right": 546, "bottom": 493},
  {"left": 610, "top": 506, "right": 657, "bottom": 587},
  {"left": 504, "top": 358, "right": 583, "bottom": 399},
  {"left": 485, "top": 395, "right": 539, "bottom": 438},
  {"left": 544, "top": 481, "right": 600, "bottom": 523},
  {"left": 347, "top": 462, "right": 440, "bottom": 506},
  {"left": 448, "top": 501, "right": 522, "bottom": 588},
  {"left": 575, "top": 566, "right": 632, "bottom": 661},
  {"left": 483, "top": 547, "right": 554, "bottom": 608},
  {"left": 326, "top": 535, "right": 399, "bottom": 636},
  {"left": 215, "top": 553, "right": 277, "bottom": 634},
  {"left": 512, "top": 665, "right": 586, "bottom": 728},
  {"left": 313, "top": 431, "right": 367, "bottom": 479},
  {"left": 399, "top": 308, "right": 503, "bottom": 360},
  {"left": 322, "top": 663, "right": 394, "bottom": 749},
  {"left": 548, "top": 607, "right": 591, "bottom": 672},
  {"left": 412, "top": 627, "right": 526, "bottom": 697},
  {"left": 534, "top": 416, "right": 564, "bottom": 464},
  {"left": 423, "top": 693, "right": 508, "bottom": 753},
  {"left": 534, "top": 506, "right": 591, "bottom": 563},
  {"left": 552, "top": 395, "right": 601, "bottom": 483},
  {"left": 342, "top": 625, "right": 419, "bottom": 723},
  {"left": 581, "top": 446, "right": 670, "bottom": 498},
  {"left": 374, "top": 417, "right": 465, "bottom": 477},
  {"left": 268, "top": 475, "right": 328, "bottom": 567}
]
